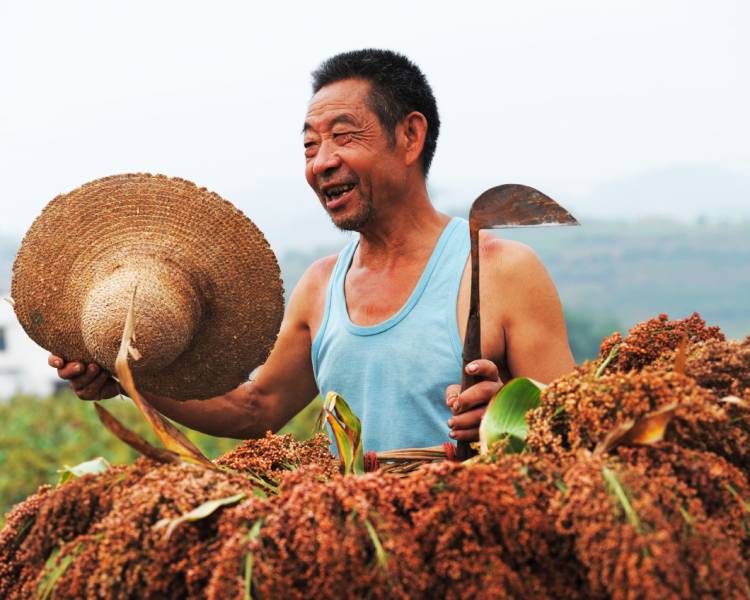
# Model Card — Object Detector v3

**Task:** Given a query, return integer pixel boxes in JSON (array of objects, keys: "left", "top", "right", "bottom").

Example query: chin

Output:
[
  {"left": 327, "top": 198, "right": 375, "bottom": 232},
  {"left": 331, "top": 207, "right": 373, "bottom": 231}
]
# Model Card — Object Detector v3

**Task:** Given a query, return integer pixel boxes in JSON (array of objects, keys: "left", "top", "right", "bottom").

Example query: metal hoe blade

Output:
[{"left": 456, "top": 184, "right": 579, "bottom": 460}]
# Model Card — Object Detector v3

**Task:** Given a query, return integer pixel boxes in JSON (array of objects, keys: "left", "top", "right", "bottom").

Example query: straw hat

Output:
[{"left": 12, "top": 173, "right": 284, "bottom": 400}]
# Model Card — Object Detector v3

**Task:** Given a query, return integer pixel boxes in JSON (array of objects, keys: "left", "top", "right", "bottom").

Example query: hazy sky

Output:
[{"left": 1, "top": 0, "right": 748, "bottom": 251}]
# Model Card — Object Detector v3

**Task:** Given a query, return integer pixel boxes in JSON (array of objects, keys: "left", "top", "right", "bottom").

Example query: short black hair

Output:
[{"left": 311, "top": 49, "right": 440, "bottom": 176}]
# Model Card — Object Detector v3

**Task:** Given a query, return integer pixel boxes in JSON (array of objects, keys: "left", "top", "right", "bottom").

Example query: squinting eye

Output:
[{"left": 334, "top": 133, "right": 353, "bottom": 144}]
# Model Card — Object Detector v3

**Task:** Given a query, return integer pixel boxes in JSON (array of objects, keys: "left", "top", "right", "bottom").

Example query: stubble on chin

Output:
[{"left": 328, "top": 197, "right": 375, "bottom": 232}]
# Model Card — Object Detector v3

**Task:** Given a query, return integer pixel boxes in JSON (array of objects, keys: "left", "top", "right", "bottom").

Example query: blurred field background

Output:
[{"left": 0, "top": 391, "right": 321, "bottom": 522}]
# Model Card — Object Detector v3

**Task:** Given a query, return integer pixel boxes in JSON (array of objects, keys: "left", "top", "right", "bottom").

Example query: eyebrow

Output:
[{"left": 302, "top": 113, "right": 358, "bottom": 134}]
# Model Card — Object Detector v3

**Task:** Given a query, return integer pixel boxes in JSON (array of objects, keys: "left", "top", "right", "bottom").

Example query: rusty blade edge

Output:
[
  {"left": 486, "top": 220, "right": 580, "bottom": 229},
  {"left": 94, "top": 403, "right": 180, "bottom": 464}
]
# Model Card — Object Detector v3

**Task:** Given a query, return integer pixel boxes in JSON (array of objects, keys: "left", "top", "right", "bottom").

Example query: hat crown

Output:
[{"left": 80, "top": 256, "right": 203, "bottom": 373}]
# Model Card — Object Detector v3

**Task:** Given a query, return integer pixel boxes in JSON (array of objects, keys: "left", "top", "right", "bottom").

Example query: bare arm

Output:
[
  {"left": 53, "top": 259, "right": 332, "bottom": 439},
  {"left": 445, "top": 238, "right": 574, "bottom": 442},
  {"left": 496, "top": 240, "right": 575, "bottom": 381}
]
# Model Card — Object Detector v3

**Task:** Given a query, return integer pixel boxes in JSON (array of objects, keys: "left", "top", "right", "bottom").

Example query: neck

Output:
[{"left": 354, "top": 181, "right": 450, "bottom": 269}]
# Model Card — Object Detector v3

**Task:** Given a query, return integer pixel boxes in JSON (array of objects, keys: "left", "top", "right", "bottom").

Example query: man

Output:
[{"left": 50, "top": 49, "right": 574, "bottom": 451}]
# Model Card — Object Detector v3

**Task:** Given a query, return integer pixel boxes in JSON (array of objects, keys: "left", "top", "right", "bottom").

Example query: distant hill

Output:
[{"left": 574, "top": 165, "right": 750, "bottom": 222}]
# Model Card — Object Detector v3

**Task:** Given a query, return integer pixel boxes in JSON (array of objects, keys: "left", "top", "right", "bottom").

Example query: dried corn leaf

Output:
[
  {"left": 154, "top": 492, "right": 247, "bottom": 540},
  {"left": 115, "top": 286, "right": 214, "bottom": 469},
  {"left": 595, "top": 403, "right": 678, "bottom": 455},
  {"left": 673, "top": 336, "right": 689, "bottom": 375},
  {"left": 95, "top": 403, "right": 180, "bottom": 464},
  {"left": 720, "top": 395, "right": 750, "bottom": 409}
]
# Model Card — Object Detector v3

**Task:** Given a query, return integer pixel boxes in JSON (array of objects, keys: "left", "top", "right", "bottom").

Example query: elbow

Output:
[{"left": 222, "top": 383, "right": 278, "bottom": 440}]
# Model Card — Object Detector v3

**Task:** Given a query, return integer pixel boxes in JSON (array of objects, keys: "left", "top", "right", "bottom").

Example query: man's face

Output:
[{"left": 303, "top": 79, "right": 400, "bottom": 231}]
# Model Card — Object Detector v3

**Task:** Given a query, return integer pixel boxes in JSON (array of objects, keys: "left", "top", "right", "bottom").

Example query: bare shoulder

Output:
[
  {"left": 477, "top": 233, "right": 574, "bottom": 380},
  {"left": 285, "top": 254, "right": 338, "bottom": 330},
  {"left": 478, "top": 232, "right": 549, "bottom": 283},
  {"left": 477, "top": 232, "right": 561, "bottom": 325}
]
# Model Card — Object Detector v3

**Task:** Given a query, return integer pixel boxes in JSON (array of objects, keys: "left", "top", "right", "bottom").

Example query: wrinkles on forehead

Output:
[
  {"left": 302, "top": 80, "right": 377, "bottom": 135},
  {"left": 302, "top": 112, "right": 359, "bottom": 134}
]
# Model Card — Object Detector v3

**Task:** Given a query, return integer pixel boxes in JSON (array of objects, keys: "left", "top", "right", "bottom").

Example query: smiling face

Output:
[{"left": 303, "top": 79, "right": 404, "bottom": 231}]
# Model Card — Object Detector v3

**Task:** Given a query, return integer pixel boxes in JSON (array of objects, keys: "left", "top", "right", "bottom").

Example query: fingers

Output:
[
  {"left": 464, "top": 359, "right": 500, "bottom": 382},
  {"left": 446, "top": 359, "right": 503, "bottom": 443},
  {"left": 75, "top": 371, "right": 112, "bottom": 400},
  {"left": 445, "top": 384, "right": 461, "bottom": 412},
  {"left": 68, "top": 363, "right": 103, "bottom": 391},
  {"left": 57, "top": 361, "right": 87, "bottom": 380},
  {"left": 50, "top": 356, "right": 115, "bottom": 400},
  {"left": 449, "top": 427, "right": 479, "bottom": 442},
  {"left": 448, "top": 406, "right": 486, "bottom": 432},
  {"left": 48, "top": 354, "right": 64, "bottom": 368},
  {"left": 453, "top": 380, "right": 503, "bottom": 413}
]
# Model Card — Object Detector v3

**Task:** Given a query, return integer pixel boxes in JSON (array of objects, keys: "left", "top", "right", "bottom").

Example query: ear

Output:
[{"left": 400, "top": 111, "right": 428, "bottom": 168}]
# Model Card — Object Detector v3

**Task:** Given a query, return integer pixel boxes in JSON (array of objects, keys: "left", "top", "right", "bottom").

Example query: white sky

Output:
[{"left": 1, "top": 0, "right": 748, "bottom": 251}]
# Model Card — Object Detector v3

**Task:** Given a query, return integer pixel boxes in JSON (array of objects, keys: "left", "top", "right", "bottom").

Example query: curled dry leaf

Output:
[
  {"left": 94, "top": 403, "right": 180, "bottom": 464},
  {"left": 595, "top": 403, "right": 678, "bottom": 455},
  {"left": 720, "top": 395, "right": 750, "bottom": 409},
  {"left": 154, "top": 492, "right": 246, "bottom": 539},
  {"left": 673, "top": 336, "right": 689, "bottom": 375}
]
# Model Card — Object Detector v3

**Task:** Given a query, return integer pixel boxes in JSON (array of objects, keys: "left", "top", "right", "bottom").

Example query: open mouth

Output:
[{"left": 323, "top": 183, "right": 357, "bottom": 208}]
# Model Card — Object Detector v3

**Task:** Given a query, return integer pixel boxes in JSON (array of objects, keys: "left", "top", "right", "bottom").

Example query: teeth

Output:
[{"left": 326, "top": 183, "right": 355, "bottom": 197}]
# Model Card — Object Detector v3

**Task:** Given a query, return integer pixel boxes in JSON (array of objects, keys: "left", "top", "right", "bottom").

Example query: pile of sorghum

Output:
[{"left": 1, "top": 313, "right": 749, "bottom": 599}]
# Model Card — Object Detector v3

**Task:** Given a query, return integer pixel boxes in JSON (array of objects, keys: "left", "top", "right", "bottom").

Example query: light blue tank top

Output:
[{"left": 311, "top": 217, "right": 469, "bottom": 452}]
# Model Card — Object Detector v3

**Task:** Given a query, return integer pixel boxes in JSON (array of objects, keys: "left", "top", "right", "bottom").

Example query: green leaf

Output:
[
  {"left": 37, "top": 540, "right": 87, "bottom": 600},
  {"left": 479, "top": 377, "right": 544, "bottom": 455},
  {"left": 323, "top": 391, "right": 365, "bottom": 474},
  {"left": 602, "top": 466, "right": 642, "bottom": 531},
  {"left": 595, "top": 344, "right": 619, "bottom": 377},
  {"left": 243, "top": 518, "right": 264, "bottom": 600},
  {"left": 154, "top": 492, "right": 246, "bottom": 539},
  {"left": 363, "top": 517, "right": 389, "bottom": 573},
  {"left": 328, "top": 413, "right": 356, "bottom": 474},
  {"left": 57, "top": 456, "right": 111, "bottom": 484}
]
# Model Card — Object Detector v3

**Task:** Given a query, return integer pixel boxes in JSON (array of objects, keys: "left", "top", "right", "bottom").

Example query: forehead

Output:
[{"left": 304, "top": 78, "right": 374, "bottom": 132}]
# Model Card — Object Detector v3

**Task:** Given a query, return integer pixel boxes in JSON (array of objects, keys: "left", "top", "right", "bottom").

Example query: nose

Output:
[{"left": 311, "top": 139, "right": 342, "bottom": 177}]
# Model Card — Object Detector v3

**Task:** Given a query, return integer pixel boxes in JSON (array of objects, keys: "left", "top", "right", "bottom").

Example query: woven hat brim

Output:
[{"left": 12, "top": 173, "right": 284, "bottom": 400}]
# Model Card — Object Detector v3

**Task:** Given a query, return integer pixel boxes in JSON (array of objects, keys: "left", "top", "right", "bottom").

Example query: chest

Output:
[
  {"left": 344, "top": 263, "right": 424, "bottom": 327},
  {"left": 341, "top": 259, "right": 508, "bottom": 375}
]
